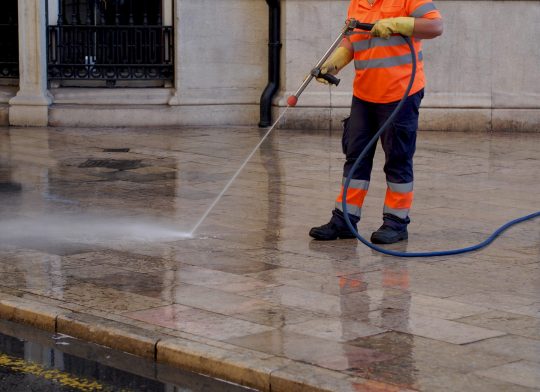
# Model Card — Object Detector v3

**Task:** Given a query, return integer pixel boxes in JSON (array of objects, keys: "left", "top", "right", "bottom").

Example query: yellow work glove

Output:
[
  {"left": 371, "top": 17, "right": 415, "bottom": 39},
  {"left": 316, "top": 46, "right": 353, "bottom": 85}
]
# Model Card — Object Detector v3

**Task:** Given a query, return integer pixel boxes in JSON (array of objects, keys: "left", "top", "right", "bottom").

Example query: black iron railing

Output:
[
  {"left": 0, "top": 0, "right": 19, "bottom": 79},
  {"left": 48, "top": 0, "right": 173, "bottom": 85}
]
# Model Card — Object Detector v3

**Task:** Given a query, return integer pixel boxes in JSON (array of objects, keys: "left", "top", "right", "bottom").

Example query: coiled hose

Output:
[{"left": 342, "top": 36, "right": 540, "bottom": 257}]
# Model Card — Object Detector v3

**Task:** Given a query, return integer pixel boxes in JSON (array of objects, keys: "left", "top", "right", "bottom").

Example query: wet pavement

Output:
[
  {"left": 0, "top": 125, "right": 539, "bottom": 391},
  {"left": 0, "top": 319, "right": 252, "bottom": 391}
]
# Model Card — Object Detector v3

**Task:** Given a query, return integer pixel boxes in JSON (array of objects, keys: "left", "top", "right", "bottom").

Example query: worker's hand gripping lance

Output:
[{"left": 287, "top": 19, "right": 374, "bottom": 107}]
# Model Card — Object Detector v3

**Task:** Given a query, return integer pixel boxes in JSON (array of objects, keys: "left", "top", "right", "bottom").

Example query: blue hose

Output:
[{"left": 342, "top": 36, "right": 540, "bottom": 257}]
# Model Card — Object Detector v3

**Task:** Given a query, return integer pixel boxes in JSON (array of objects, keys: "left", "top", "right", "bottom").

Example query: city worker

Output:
[{"left": 309, "top": 0, "right": 443, "bottom": 243}]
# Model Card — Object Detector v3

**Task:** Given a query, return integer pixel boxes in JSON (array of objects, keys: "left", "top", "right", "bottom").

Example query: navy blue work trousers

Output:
[
  {"left": 342, "top": 89, "right": 424, "bottom": 184},
  {"left": 332, "top": 89, "right": 424, "bottom": 230}
]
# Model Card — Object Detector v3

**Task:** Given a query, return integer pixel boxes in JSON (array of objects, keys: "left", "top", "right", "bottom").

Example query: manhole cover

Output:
[{"left": 78, "top": 159, "right": 142, "bottom": 170}]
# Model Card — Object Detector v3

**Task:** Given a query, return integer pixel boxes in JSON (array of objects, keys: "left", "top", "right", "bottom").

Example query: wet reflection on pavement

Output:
[{"left": 0, "top": 126, "right": 539, "bottom": 391}]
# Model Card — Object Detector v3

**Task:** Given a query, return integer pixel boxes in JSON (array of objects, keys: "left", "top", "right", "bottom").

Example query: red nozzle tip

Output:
[{"left": 287, "top": 95, "right": 298, "bottom": 107}]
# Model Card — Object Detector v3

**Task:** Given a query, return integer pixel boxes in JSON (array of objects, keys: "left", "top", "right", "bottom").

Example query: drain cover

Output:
[
  {"left": 103, "top": 148, "right": 130, "bottom": 153},
  {"left": 0, "top": 182, "right": 22, "bottom": 192},
  {"left": 78, "top": 159, "right": 142, "bottom": 170}
]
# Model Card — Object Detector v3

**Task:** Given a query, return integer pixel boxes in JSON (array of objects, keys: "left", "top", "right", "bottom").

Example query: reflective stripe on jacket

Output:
[{"left": 347, "top": 0, "right": 441, "bottom": 103}]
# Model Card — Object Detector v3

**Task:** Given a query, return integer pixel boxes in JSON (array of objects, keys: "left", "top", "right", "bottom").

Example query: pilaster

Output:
[
  {"left": 9, "top": 0, "right": 52, "bottom": 126},
  {"left": 168, "top": 0, "right": 181, "bottom": 105}
]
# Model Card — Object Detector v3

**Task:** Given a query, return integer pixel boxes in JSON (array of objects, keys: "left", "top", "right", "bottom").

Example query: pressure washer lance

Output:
[{"left": 287, "top": 19, "right": 374, "bottom": 107}]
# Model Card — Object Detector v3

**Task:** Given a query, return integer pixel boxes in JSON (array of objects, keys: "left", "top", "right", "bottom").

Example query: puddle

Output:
[{"left": 0, "top": 319, "right": 254, "bottom": 392}]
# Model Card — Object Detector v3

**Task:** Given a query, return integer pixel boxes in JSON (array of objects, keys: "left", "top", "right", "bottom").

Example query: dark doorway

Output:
[{"left": 0, "top": 0, "right": 19, "bottom": 79}]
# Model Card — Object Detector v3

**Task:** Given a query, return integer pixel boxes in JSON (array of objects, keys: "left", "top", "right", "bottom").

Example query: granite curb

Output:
[{"left": 0, "top": 293, "right": 414, "bottom": 392}]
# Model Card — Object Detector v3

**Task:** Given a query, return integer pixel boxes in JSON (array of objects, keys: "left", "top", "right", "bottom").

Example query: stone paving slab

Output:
[
  {"left": 0, "top": 127, "right": 539, "bottom": 391},
  {"left": 475, "top": 361, "right": 540, "bottom": 390}
]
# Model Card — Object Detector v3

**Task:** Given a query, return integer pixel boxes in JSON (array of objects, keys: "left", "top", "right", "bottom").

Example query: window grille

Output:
[{"left": 48, "top": 0, "right": 173, "bottom": 86}]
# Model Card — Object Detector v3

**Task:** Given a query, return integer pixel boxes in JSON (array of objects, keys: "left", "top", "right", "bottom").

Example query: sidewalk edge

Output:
[{"left": 0, "top": 294, "right": 384, "bottom": 392}]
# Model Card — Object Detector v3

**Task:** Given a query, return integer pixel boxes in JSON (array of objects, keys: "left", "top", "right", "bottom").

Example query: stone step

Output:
[{"left": 48, "top": 104, "right": 260, "bottom": 128}]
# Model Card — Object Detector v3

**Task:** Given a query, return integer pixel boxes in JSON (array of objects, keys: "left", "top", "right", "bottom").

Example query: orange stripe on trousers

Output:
[
  {"left": 384, "top": 189, "right": 413, "bottom": 209},
  {"left": 336, "top": 187, "right": 368, "bottom": 207}
]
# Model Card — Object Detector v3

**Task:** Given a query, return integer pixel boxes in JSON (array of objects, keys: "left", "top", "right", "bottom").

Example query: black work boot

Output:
[
  {"left": 370, "top": 225, "right": 408, "bottom": 244},
  {"left": 309, "top": 209, "right": 358, "bottom": 241},
  {"left": 370, "top": 213, "right": 409, "bottom": 244}
]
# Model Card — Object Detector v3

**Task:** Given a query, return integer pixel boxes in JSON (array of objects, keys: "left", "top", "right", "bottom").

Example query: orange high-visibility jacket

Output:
[{"left": 347, "top": 0, "right": 441, "bottom": 103}]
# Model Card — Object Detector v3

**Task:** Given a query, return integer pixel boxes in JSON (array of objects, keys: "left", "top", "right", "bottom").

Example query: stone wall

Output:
[
  {"left": 278, "top": 0, "right": 540, "bottom": 131},
  {"left": 166, "top": 0, "right": 269, "bottom": 123},
  {"left": 1, "top": 0, "right": 539, "bottom": 131}
]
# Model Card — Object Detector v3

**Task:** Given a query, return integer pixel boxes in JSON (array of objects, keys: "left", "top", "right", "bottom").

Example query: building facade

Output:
[{"left": 0, "top": 0, "right": 539, "bottom": 131}]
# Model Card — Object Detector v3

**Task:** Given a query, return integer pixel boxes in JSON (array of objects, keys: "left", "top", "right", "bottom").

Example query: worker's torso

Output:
[{"left": 347, "top": 0, "right": 428, "bottom": 103}]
